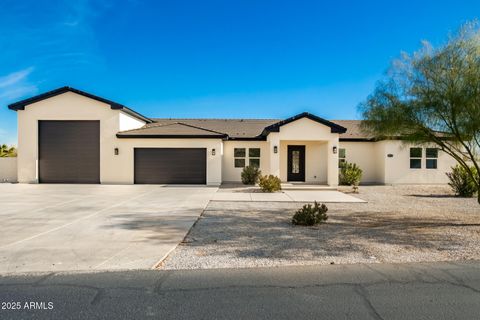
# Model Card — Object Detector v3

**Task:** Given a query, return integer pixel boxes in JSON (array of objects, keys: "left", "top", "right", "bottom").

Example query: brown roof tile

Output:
[{"left": 117, "top": 118, "right": 372, "bottom": 140}]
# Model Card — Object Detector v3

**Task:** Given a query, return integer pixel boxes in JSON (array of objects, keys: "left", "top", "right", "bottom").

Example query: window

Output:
[
  {"left": 249, "top": 148, "right": 261, "bottom": 167},
  {"left": 426, "top": 148, "right": 438, "bottom": 169},
  {"left": 234, "top": 148, "right": 246, "bottom": 168},
  {"left": 410, "top": 148, "right": 422, "bottom": 169},
  {"left": 339, "top": 148, "right": 346, "bottom": 167},
  {"left": 234, "top": 147, "right": 261, "bottom": 168}
]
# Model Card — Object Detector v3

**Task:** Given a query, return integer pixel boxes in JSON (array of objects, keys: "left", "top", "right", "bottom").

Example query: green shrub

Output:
[
  {"left": 446, "top": 165, "right": 478, "bottom": 197},
  {"left": 292, "top": 201, "right": 328, "bottom": 226},
  {"left": 258, "top": 175, "right": 282, "bottom": 192},
  {"left": 339, "top": 161, "right": 363, "bottom": 192},
  {"left": 241, "top": 165, "right": 261, "bottom": 185}
]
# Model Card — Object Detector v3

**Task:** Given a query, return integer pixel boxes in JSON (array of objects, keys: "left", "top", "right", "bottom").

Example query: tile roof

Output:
[{"left": 117, "top": 118, "right": 372, "bottom": 140}]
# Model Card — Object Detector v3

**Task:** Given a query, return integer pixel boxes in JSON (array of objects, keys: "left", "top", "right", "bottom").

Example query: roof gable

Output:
[
  {"left": 262, "top": 112, "right": 347, "bottom": 135},
  {"left": 8, "top": 86, "right": 152, "bottom": 123}
]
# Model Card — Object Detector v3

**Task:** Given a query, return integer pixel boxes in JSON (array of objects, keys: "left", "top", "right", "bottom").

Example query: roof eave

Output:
[{"left": 8, "top": 86, "right": 153, "bottom": 123}]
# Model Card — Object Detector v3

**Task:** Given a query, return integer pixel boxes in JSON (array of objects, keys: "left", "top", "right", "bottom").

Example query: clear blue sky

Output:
[{"left": 1, "top": 0, "right": 479, "bottom": 145}]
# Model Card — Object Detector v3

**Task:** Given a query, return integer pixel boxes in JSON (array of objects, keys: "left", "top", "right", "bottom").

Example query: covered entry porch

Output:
[{"left": 264, "top": 114, "right": 343, "bottom": 187}]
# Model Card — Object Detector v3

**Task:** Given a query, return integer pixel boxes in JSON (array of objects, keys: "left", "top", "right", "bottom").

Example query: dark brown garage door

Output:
[
  {"left": 38, "top": 120, "right": 100, "bottom": 183},
  {"left": 134, "top": 148, "right": 206, "bottom": 184}
]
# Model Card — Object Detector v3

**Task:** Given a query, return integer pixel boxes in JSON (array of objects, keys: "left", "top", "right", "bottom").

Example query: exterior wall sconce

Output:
[
  {"left": 212, "top": 149, "right": 216, "bottom": 156},
  {"left": 273, "top": 146, "right": 278, "bottom": 153},
  {"left": 333, "top": 146, "right": 337, "bottom": 154},
  {"left": 114, "top": 148, "right": 119, "bottom": 155}
]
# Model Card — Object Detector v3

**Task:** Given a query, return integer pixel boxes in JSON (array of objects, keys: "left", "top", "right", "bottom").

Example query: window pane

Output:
[
  {"left": 249, "top": 158, "right": 260, "bottom": 167},
  {"left": 234, "top": 148, "right": 246, "bottom": 157},
  {"left": 426, "top": 148, "right": 438, "bottom": 158},
  {"left": 234, "top": 158, "right": 245, "bottom": 168},
  {"left": 410, "top": 148, "right": 422, "bottom": 158},
  {"left": 338, "top": 158, "right": 346, "bottom": 168},
  {"left": 249, "top": 148, "right": 261, "bottom": 157},
  {"left": 426, "top": 159, "right": 437, "bottom": 169},
  {"left": 292, "top": 150, "right": 300, "bottom": 173},
  {"left": 410, "top": 159, "right": 421, "bottom": 169},
  {"left": 339, "top": 148, "right": 346, "bottom": 159}
]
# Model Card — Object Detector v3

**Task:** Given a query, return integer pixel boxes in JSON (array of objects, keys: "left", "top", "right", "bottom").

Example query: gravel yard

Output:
[{"left": 160, "top": 185, "right": 480, "bottom": 270}]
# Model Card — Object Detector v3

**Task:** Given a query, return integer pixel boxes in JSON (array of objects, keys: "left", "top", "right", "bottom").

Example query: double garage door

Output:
[{"left": 38, "top": 121, "right": 206, "bottom": 184}]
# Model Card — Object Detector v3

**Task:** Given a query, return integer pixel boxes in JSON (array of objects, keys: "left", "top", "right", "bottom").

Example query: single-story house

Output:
[{"left": 7, "top": 87, "right": 457, "bottom": 186}]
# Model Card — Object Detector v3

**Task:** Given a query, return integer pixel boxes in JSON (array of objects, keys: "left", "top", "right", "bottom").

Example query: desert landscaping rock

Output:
[{"left": 161, "top": 185, "right": 480, "bottom": 270}]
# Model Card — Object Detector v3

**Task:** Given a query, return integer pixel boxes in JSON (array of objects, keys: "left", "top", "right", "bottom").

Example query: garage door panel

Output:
[
  {"left": 39, "top": 121, "right": 100, "bottom": 183},
  {"left": 134, "top": 148, "right": 206, "bottom": 184}
]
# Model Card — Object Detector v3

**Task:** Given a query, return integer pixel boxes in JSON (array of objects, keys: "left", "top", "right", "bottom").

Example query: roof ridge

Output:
[
  {"left": 176, "top": 122, "right": 228, "bottom": 135},
  {"left": 151, "top": 118, "right": 280, "bottom": 121}
]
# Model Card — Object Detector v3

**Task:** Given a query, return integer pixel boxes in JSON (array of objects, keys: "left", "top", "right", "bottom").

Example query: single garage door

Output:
[
  {"left": 38, "top": 120, "right": 100, "bottom": 183},
  {"left": 134, "top": 148, "right": 206, "bottom": 184}
]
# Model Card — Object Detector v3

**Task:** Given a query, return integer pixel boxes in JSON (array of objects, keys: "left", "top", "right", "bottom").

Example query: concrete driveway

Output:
[{"left": 0, "top": 184, "right": 217, "bottom": 274}]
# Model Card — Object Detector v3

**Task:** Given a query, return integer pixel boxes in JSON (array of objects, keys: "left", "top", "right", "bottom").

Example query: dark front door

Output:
[
  {"left": 38, "top": 120, "right": 100, "bottom": 183},
  {"left": 134, "top": 148, "right": 207, "bottom": 184},
  {"left": 287, "top": 145, "right": 305, "bottom": 182}
]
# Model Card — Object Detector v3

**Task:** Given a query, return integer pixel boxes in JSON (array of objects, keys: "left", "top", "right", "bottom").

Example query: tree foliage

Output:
[
  {"left": 359, "top": 21, "right": 480, "bottom": 203},
  {"left": 0, "top": 144, "right": 17, "bottom": 157}
]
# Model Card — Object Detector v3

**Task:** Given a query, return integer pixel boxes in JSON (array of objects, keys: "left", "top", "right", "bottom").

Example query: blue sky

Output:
[{"left": 1, "top": 0, "right": 479, "bottom": 145}]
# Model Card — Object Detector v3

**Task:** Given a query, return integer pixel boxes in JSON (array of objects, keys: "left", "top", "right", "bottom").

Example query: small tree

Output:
[
  {"left": 339, "top": 161, "right": 363, "bottom": 193},
  {"left": 359, "top": 21, "right": 480, "bottom": 204},
  {"left": 0, "top": 144, "right": 17, "bottom": 157}
]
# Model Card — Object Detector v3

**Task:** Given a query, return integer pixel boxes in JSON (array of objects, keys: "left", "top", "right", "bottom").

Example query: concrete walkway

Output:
[
  {"left": 213, "top": 188, "right": 366, "bottom": 203},
  {"left": 0, "top": 184, "right": 217, "bottom": 273},
  {"left": 1, "top": 261, "right": 478, "bottom": 319}
]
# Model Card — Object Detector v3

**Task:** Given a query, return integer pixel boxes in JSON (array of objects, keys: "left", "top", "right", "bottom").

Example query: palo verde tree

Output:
[{"left": 359, "top": 21, "right": 480, "bottom": 204}]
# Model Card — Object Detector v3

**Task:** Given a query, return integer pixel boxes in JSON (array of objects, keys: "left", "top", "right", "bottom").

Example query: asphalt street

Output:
[{"left": 1, "top": 261, "right": 479, "bottom": 319}]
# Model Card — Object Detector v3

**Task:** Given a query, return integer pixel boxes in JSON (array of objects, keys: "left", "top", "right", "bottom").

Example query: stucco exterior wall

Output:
[
  {"left": 222, "top": 141, "right": 270, "bottom": 182},
  {"left": 0, "top": 158, "right": 17, "bottom": 182},
  {"left": 383, "top": 140, "right": 457, "bottom": 184},
  {"left": 339, "top": 141, "right": 382, "bottom": 183},
  {"left": 119, "top": 112, "right": 146, "bottom": 131},
  {"left": 113, "top": 138, "right": 223, "bottom": 185},
  {"left": 17, "top": 92, "right": 120, "bottom": 183}
]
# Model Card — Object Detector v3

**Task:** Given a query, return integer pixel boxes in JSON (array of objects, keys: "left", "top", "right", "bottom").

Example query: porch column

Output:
[
  {"left": 327, "top": 136, "right": 339, "bottom": 187},
  {"left": 267, "top": 133, "right": 280, "bottom": 177}
]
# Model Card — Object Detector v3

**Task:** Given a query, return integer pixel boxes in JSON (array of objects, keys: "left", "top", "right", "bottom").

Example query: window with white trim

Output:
[
  {"left": 410, "top": 148, "right": 422, "bottom": 169},
  {"left": 426, "top": 148, "right": 438, "bottom": 169}
]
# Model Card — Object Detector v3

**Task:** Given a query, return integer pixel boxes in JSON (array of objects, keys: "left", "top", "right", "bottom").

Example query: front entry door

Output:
[{"left": 287, "top": 145, "right": 305, "bottom": 181}]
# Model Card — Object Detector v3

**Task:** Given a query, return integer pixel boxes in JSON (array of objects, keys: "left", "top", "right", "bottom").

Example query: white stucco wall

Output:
[
  {"left": 339, "top": 141, "right": 382, "bottom": 183},
  {"left": 383, "top": 140, "right": 457, "bottom": 184},
  {"left": 338, "top": 140, "right": 457, "bottom": 185},
  {"left": 222, "top": 141, "right": 270, "bottom": 182},
  {"left": 119, "top": 112, "right": 146, "bottom": 131},
  {"left": 113, "top": 138, "right": 223, "bottom": 185},
  {"left": 0, "top": 158, "right": 17, "bottom": 182}
]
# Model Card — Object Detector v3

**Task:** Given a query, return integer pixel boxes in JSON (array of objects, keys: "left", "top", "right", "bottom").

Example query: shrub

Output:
[
  {"left": 446, "top": 165, "right": 478, "bottom": 197},
  {"left": 241, "top": 165, "right": 261, "bottom": 185},
  {"left": 339, "top": 161, "right": 363, "bottom": 192},
  {"left": 258, "top": 174, "right": 282, "bottom": 192},
  {"left": 292, "top": 201, "right": 328, "bottom": 226}
]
